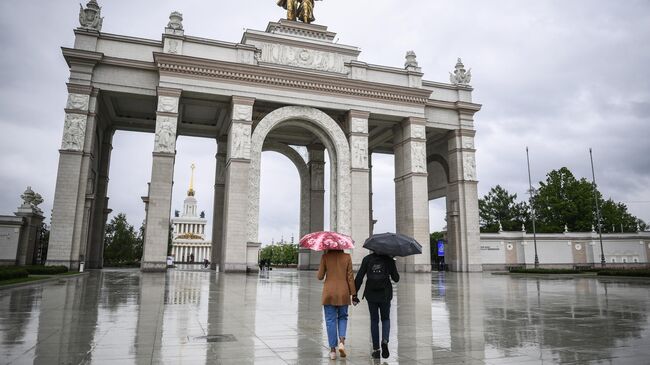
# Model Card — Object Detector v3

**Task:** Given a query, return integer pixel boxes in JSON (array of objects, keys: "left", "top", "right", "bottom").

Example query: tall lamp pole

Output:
[
  {"left": 526, "top": 147, "right": 539, "bottom": 268},
  {"left": 589, "top": 148, "right": 606, "bottom": 266}
]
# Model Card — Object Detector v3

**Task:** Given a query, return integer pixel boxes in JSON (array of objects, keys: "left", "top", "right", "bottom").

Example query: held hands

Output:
[{"left": 352, "top": 295, "right": 360, "bottom": 306}]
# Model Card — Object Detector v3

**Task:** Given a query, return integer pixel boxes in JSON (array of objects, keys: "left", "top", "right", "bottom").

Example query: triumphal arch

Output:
[{"left": 47, "top": 0, "right": 482, "bottom": 273}]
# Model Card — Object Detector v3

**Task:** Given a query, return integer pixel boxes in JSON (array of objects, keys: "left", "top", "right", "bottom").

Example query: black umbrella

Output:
[{"left": 362, "top": 232, "right": 423, "bottom": 257}]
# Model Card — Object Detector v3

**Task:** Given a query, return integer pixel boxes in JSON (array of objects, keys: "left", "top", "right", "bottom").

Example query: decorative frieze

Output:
[
  {"left": 61, "top": 114, "right": 87, "bottom": 151},
  {"left": 462, "top": 152, "right": 477, "bottom": 181},
  {"left": 411, "top": 143, "right": 427, "bottom": 173},
  {"left": 154, "top": 116, "right": 177, "bottom": 153},
  {"left": 257, "top": 43, "right": 346, "bottom": 73},
  {"left": 351, "top": 138, "right": 368, "bottom": 169}
]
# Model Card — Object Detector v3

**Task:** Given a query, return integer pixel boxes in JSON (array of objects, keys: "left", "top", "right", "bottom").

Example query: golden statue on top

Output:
[{"left": 277, "top": 0, "right": 321, "bottom": 24}]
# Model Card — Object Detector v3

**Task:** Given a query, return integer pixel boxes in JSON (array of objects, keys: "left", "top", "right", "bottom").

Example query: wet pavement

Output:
[{"left": 1, "top": 269, "right": 649, "bottom": 364}]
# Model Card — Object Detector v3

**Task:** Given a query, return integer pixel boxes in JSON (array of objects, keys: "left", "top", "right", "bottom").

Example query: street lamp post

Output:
[
  {"left": 526, "top": 147, "right": 539, "bottom": 268},
  {"left": 589, "top": 148, "right": 606, "bottom": 266}
]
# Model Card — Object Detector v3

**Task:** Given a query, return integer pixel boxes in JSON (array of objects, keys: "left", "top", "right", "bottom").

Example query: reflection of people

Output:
[
  {"left": 354, "top": 252, "right": 400, "bottom": 359},
  {"left": 203, "top": 258, "right": 209, "bottom": 268},
  {"left": 317, "top": 249, "right": 357, "bottom": 360},
  {"left": 189, "top": 253, "right": 195, "bottom": 263}
]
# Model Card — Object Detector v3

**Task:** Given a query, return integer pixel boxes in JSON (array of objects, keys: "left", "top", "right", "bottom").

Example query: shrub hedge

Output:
[
  {"left": 0, "top": 267, "right": 29, "bottom": 280},
  {"left": 509, "top": 268, "right": 581, "bottom": 274},
  {"left": 24, "top": 265, "right": 68, "bottom": 275},
  {"left": 597, "top": 269, "right": 650, "bottom": 277}
]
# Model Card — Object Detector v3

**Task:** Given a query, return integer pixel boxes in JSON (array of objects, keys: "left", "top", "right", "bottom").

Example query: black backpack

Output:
[{"left": 366, "top": 256, "right": 389, "bottom": 290}]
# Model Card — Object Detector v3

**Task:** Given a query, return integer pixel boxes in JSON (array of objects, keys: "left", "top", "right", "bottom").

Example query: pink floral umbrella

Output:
[{"left": 299, "top": 231, "right": 354, "bottom": 251}]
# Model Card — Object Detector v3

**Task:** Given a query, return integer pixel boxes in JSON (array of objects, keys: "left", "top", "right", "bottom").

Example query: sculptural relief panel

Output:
[
  {"left": 229, "top": 123, "right": 251, "bottom": 160},
  {"left": 462, "top": 152, "right": 477, "bottom": 181},
  {"left": 61, "top": 113, "right": 87, "bottom": 151},
  {"left": 66, "top": 93, "right": 90, "bottom": 111},
  {"left": 351, "top": 138, "right": 368, "bottom": 169},
  {"left": 157, "top": 96, "right": 179, "bottom": 113},
  {"left": 411, "top": 142, "right": 427, "bottom": 174},
  {"left": 154, "top": 116, "right": 177, "bottom": 153},
  {"left": 257, "top": 42, "right": 347, "bottom": 73}
]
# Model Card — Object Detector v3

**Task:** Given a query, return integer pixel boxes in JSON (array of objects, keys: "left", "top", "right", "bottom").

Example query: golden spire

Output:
[{"left": 188, "top": 163, "right": 196, "bottom": 196}]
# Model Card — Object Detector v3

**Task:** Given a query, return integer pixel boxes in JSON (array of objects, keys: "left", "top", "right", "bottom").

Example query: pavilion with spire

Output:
[{"left": 170, "top": 164, "right": 211, "bottom": 263}]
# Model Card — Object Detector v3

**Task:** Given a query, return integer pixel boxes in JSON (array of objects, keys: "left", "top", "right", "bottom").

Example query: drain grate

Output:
[{"left": 193, "top": 334, "right": 237, "bottom": 343}]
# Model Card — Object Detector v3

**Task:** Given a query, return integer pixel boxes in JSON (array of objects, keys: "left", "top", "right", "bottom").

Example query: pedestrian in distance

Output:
[
  {"left": 354, "top": 251, "right": 400, "bottom": 359},
  {"left": 317, "top": 249, "right": 357, "bottom": 360}
]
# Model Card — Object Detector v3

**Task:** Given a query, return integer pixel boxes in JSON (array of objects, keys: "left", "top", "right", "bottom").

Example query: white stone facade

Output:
[{"left": 49, "top": 6, "right": 483, "bottom": 272}]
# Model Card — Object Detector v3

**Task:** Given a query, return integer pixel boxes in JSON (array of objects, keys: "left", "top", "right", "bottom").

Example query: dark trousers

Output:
[{"left": 367, "top": 301, "right": 391, "bottom": 349}]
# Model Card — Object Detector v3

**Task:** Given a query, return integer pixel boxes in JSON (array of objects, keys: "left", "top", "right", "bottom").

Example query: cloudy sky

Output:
[{"left": 1, "top": 0, "right": 649, "bottom": 245}]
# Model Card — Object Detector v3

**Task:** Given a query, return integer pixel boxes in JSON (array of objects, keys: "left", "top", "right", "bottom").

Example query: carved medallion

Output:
[
  {"left": 411, "top": 125, "right": 426, "bottom": 140},
  {"left": 66, "top": 93, "right": 90, "bottom": 111},
  {"left": 158, "top": 96, "right": 179, "bottom": 113},
  {"left": 351, "top": 118, "right": 367, "bottom": 134},
  {"left": 233, "top": 105, "right": 253, "bottom": 121}
]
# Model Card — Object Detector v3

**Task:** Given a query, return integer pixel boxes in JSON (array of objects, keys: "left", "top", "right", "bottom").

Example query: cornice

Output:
[
  {"left": 102, "top": 56, "right": 157, "bottom": 71},
  {"left": 62, "top": 47, "right": 103, "bottom": 68},
  {"left": 426, "top": 100, "right": 482, "bottom": 113},
  {"left": 98, "top": 32, "right": 162, "bottom": 47},
  {"left": 154, "top": 53, "right": 432, "bottom": 106}
]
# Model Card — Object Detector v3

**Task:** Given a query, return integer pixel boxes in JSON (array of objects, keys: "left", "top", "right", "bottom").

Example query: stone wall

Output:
[
  {"left": 480, "top": 231, "right": 650, "bottom": 270},
  {"left": 0, "top": 216, "right": 23, "bottom": 265}
]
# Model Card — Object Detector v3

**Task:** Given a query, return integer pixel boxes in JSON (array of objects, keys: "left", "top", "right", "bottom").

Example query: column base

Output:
[
  {"left": 222, "top": 263, "right": 248, "bottom": 272},
  {"left": 140, "top": 261, "right": 168, "bottom": 272},
  {"left": 403, "top": 263, "right": 432, "bottom": 273}
]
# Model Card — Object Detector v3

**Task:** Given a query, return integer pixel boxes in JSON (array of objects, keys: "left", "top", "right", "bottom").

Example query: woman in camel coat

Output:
[{"left": 317, "top": 249, "right": 357, "bottom": 360}]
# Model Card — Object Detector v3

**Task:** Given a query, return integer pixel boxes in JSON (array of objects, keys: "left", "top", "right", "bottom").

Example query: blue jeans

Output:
[
  {"left": 323, "top": 305, "right": 348, "bottom": 348},
  {"left": 368, "top": 301, "right": 391, "bottom": 349}
]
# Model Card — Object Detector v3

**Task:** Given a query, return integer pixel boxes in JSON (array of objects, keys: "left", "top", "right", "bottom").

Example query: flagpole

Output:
[
  {"left": 526, "top": 147, "right": 539, "bottom": 268},
  {"left": 590, "top": 148, "right": 606, "bottom": 266}
]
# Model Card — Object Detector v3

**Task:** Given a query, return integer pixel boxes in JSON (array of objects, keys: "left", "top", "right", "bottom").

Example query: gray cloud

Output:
[{"left": 1, "top": 0, "right": 648, "bottom": 250}]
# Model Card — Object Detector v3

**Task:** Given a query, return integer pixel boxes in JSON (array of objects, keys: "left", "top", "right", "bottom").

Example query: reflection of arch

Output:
[
  {"left": 262, "top": 142, "right": 310, "bottom": 237},
  {"left": 249, "top": 106, "right": 351, "bottom": 243}
]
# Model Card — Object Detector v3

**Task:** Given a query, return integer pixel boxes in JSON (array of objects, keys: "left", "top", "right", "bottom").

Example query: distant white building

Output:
[{"left": 171, "top": 164, "right": 211, "bottom": 263}]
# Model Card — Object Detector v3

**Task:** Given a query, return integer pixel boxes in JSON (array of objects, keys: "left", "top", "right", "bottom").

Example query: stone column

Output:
[
  {"left": 48, "top": 84, "right": 98, "bottom": 270},
  {"left": 210, "top": 139, "right": 226, "bottom": 270},
  {"left": 347, "top": 110, "right": 371, "bottom": 268},
  {"left": 446, "top": 129, "right": 482, "bottom": 272},
  {"left": 303, "top": 144, "right": 325, "bottom": 270},
  {"left": 142, "top": 88, "right": 181, "bottom": 272},
  {"left": 221, "top": 96, "right": 255, "bottom": 272},
  {"left": 393, "top": 117, "right": 431, "bottom": 272}
]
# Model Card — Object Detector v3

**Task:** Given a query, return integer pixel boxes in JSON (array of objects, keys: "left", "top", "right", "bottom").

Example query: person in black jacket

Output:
[{"left": 354, "top": 252, "right": 400, "bottom": 359}]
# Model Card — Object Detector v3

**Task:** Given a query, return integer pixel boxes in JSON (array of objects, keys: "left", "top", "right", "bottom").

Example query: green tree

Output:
[
  {"left": 479, "top": 185, "right": 529, "bottom": 232},
  {"left": 600, "top": 199, "right": 646, "bottom": 232},
  {"left": 104, "top": 213, "right": 140, "bottom": 265},
  {"left": 532, "top": 168, "right": 596, "bottom": 232},
  {"left": 430, "top": 231, "right": 445, "bottom": 264},
  {"left": 259, "top": 243, "right": 298, "bottom": 266}
]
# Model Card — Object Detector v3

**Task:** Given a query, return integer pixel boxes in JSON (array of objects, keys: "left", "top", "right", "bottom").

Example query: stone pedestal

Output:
[
  {"left": 220, "top": 97, "right": 255, "bottom": 272},
  {"left": 142, "top": 89, "right": 181, "bottom": 272},
  {"left": 393, "top": 117, "right": 431, "bottom": 272},
  {"left": 14, "top": 206, "right": 45, "bottom": 266}
]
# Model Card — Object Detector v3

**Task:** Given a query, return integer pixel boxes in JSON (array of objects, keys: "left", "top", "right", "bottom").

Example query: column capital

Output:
[
  {"left": 348, "top": 110, "right": 370, "bottom": 120},
  {"left": 231, "top": 96, "right": 255, "bottom": 106},
  {"left": 401, "top": 116, "right": 427, "bottom": 127},
  {"left": 157, "top": 87, "right": 182, "bottom": 98},
  {"left": 67, "top": 83, "right": 93, "bottom": 95}
]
